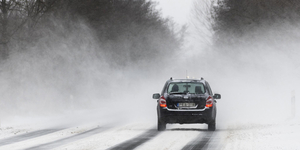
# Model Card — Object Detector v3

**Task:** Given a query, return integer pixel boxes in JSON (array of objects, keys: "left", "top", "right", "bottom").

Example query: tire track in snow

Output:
[
  {"left": 108, "top": 128, "right": 159, "bottom": 150},
  {"left": 25, "top": 127, "right": 107, "bottom": 150},
  {"left": 181, "top": 131, "right": 214, "bottom": 150},
  {"left": 0, "top": 128, "right": 64, "bottom": 146}
]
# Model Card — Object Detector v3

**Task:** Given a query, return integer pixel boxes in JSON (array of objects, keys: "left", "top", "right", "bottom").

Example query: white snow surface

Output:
[
  {"left": 221, "top": 118, "right": 300, "bottom": 150},
  {"left": 1, "top": 117, "right": 300, "bottom": 150}
]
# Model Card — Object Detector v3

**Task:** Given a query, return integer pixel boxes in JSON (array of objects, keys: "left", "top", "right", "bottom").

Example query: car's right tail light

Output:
[
  {"left": 206, "top": 96, "right": 213, "bottom": 107},
  {"left": 159, "top": 96, "right": 167, "bottom": 108}
]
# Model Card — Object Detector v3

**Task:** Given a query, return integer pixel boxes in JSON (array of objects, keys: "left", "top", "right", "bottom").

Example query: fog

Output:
[
  {"left": 163, "top": 20, "right": 300, "bottom": 127},
  {"left": 0, "top": 3, "right": 300, "bottom": 130},
  {"left": 203, "top": 23, "right": 300, "bottom": 127}
]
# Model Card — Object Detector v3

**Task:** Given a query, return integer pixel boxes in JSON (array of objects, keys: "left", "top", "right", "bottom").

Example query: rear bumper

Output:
[{"left": 158, "top": 107, "right": 214, "bottom": 124}]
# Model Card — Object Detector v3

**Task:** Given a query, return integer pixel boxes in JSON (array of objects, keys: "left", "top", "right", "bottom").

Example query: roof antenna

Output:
[
  {"left": 186, "top": 70, "right": 188, "bottom": 79},
  {"left": 170, "top": 77, "right": 173, "bottom": 80}
]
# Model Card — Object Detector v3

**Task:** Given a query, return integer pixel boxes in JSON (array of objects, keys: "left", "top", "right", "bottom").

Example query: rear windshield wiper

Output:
[{"left": 169, "top": 92, "right": 187, "bottom": 95}]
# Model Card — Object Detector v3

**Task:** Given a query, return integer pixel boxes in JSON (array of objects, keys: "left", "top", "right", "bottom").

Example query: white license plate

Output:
[{"left": 177, "top": 103, "right": 195, "bottom": 107}]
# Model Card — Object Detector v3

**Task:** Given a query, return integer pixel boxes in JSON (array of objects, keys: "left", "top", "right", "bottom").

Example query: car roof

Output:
[{"left": 167, "top": 78, "right": 206, "bottom": 84}]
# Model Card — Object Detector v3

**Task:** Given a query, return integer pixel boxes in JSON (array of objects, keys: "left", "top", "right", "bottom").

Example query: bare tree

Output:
[
  {"left": 213, "top": 0, "right": 300, "bottom": 38},
  {"left": 191, "top": 0, "right": 218, "bottom": 45},
  {"left": 0, "top": 0, "right": 56, "bottom": 59},
  {"left": 0, "top": 0, "right": 9, "bottom": 58},
  {"left": 24, "top": 0, "right": 56, "bottom": 37}
]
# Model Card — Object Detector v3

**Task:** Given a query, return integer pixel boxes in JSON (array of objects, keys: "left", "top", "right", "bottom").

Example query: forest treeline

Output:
[
  {"left": 212, "top": 0, "right": 300, "bottom": 45},
  {"left": 192, "top": 0, "right": 300, "bottom": 47},
  {"left": 0, "top": 0, "right": 186, "bottom": 114},
  {"left": 0, "top": 0, "right": 183, "bottom": 64}
]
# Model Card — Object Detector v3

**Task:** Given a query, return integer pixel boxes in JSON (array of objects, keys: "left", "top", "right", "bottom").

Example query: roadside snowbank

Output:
[{"left": 222, "top": 118, "right": 300, "bottom": 150}]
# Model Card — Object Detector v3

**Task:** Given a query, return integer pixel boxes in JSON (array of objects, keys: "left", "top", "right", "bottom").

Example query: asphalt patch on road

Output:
[
  {"left": 108, "top": 128, "right": 159, "bottom": 150},
  {"left": 25, "top": 127, "right": 107, "bottom": 150},
  {"left": 181, "top": 131, "right": 214, "bottom": 150},
  {"left": 0, "top": 128, "right": 63, "bottom": 146}
]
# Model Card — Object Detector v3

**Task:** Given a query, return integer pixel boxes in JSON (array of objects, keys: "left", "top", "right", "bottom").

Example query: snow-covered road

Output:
[{"left": 1, "top": 118, "right": 300, "bottom": 150}]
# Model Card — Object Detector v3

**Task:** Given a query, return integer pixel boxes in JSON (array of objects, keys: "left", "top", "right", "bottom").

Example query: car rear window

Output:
[{"left": 167, "top": 82, "right": 205, "bottom": 94}]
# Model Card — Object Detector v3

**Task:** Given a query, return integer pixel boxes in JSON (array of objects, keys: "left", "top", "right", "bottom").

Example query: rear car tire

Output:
[
  {"left": 157, "top": 119, "right": 166, "bottom": 131},
  {"left": 208, "top": 121, "right": 216, "bottom": 131}
]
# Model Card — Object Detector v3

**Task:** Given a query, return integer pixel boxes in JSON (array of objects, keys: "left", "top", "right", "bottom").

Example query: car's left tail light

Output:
[
  {"left": 159, "top": 96, "right": 167, "bottom": 108},
  {"left": 206, "top": 96, "right": 213, "bottom": 107}
]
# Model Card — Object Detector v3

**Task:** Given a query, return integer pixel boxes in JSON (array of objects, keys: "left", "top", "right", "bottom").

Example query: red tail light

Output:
[
  {"left": 206, "top": 96, "right": 213, "bottom": 107},
  {"left": 159, "top": 96, "right": 167, "bottom": 107}
]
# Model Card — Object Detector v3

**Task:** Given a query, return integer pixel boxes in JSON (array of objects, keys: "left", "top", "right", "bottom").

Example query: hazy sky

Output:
[{"left": 153, "top": 0, "right": 194, "bottom": 25}]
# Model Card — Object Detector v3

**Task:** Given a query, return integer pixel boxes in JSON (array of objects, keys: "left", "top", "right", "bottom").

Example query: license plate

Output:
[{"left": 177, "top": 103, "right": 195, "bottom": 107}]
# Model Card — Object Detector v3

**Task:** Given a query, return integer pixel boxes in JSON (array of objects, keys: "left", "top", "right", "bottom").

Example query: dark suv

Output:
[{"left": 152, "top": 78, "right": 221, "bottom": 131}]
